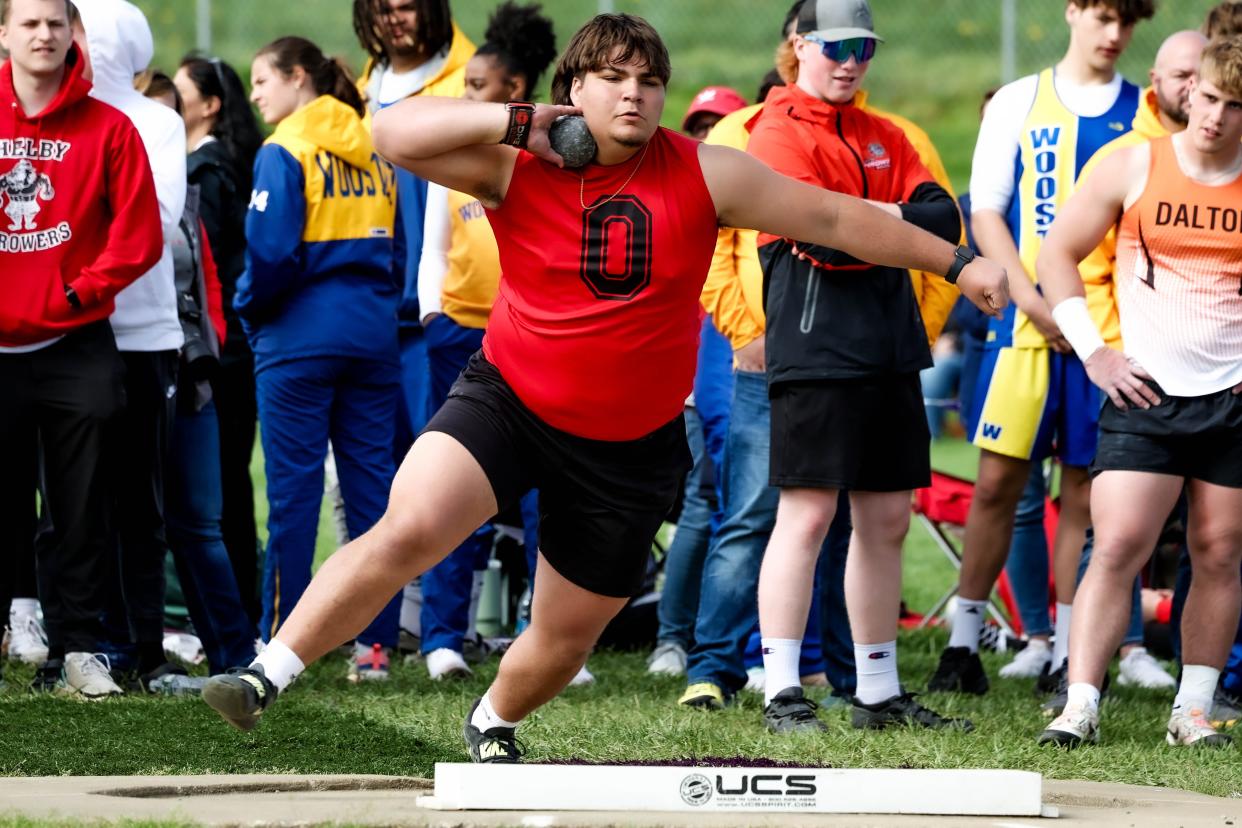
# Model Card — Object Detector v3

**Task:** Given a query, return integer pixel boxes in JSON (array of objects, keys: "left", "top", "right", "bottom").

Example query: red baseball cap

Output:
[{"left": 682, "top": 86, "right": 748, "bottom": 130}]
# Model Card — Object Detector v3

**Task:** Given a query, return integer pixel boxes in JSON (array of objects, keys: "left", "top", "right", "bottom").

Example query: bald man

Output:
[{"left": 1150, "top": 30, "right": 1210, "bottom": 129}]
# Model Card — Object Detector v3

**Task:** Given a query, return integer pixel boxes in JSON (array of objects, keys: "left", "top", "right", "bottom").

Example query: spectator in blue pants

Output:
[
  {"left": 679, "top": 367, "right": 854, "bottom": 708},
  {"left": 239, "top": 37, "right": 403, "bottom": 681},
  {"left": 141, "top": 69, "right": 257, "bottom": 678},
  {"left": 649, "top": 317, "right": 734, "bottom": 676}
]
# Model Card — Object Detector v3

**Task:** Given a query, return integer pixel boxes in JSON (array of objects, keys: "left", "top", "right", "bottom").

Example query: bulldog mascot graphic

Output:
[{"left": 2, "top": 160, "right": 56, "bottom": 231}]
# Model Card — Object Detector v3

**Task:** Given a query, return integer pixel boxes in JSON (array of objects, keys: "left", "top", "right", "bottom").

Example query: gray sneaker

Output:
[
  {"left": 647, "top": 641, "right": 687, "bottom": 676},
  {"left": 60, "top": 653, "right": 123, "bottom": 699},
  {"left": 763, "top": 686, "right": 827, "bottom": 733},
  {"left": 852, "top": 691, "right": 973, "bottom": 731},
  {"left": 202, "top": 665, "right": 278, "bottom": 732},
  {"left": 1213, "top": 686, "right": 1241, "bottom": 730}
]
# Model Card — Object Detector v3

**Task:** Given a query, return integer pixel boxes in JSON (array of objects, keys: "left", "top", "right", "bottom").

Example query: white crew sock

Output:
[
  {"left": 1066, "top": 681, "right": 1101, "bottom": 713},
  {"left": 252, "top": 638, "right": 305, "bottom": 693},
  {"left": 948, "top": 598, "right": 988, "bottom": 652},
  {"left": 10, "top": 597, "right": 39, "bottom": 619},
  {"left": 471, "top": 690, "right": 521, "bottom": 732},
  {"left": 761, "top": 638, "right": 802, "bottom": 705},
  {"left": 1051, "top": 602, "right": 1073, "bottom": 670},
  {"left": 854, "top": 641, "right": 901, "bottom": 705},
  {"left": 1173, "top": 664, "right": 1220, "bottom": 716}
]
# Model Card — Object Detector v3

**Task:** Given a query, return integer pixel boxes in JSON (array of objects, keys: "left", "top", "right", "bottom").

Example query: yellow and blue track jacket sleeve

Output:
[
  {"left": 236, "top": 96, "right": 399, "bottom": 370},
  {"left": 235, "top": 143, "right": 307, "bottom": 321}
]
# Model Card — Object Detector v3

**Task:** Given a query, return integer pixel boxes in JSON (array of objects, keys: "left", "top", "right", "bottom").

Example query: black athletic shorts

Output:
[
  {"left": 1092, "top": 382, "right": 1242, "bottom": 488},
  {"left": 769, "top": 372, "right": 931, "bottom": 491},
  {"left": 423, "top": 352, "right": 691, "bottom": 598}
]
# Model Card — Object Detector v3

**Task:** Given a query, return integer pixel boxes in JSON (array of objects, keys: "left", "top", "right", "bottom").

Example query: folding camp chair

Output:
[{"left": 912, "top": 470, "right": 1057, "bottom": 640}]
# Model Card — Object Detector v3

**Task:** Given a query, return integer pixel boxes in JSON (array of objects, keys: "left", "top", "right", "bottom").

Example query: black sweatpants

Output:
[
  {"left": 213, "top": 353, "right": 259, "bottom": 625},
  {"left": 111, "top": 349, "right": 179, "bottom": 661},
  {"left": 0, "top": 321, "right": 124, "bottom": 654}
]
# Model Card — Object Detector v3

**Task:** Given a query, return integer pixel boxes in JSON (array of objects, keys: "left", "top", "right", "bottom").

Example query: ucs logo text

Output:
[{"left": 716, "top": 774, "right": 817, "bottom": 796}]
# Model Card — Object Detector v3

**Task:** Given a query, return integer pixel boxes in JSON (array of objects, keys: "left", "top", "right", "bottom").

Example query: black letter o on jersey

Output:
[{"left": 579, "top": 195, "right": 652, "bottom": 301}]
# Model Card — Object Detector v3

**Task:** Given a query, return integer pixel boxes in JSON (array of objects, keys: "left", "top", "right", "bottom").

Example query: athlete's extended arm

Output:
[
  {"left": 971, "top": 210, "right": 1070, "bottom": 353},
  {"left": 372, "top": 99, "right": 580, "bottom": 208},
  {"left": 1038, "top": 145, "right": 1159, "bottom": 410},
  {"left": 699, "top": 144, "right": 1009, "bottom": 318}
]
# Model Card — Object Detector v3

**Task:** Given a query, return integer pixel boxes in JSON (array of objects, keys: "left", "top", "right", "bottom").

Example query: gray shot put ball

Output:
[{"left": 549, "top": 116, "right": 597, "bottom": 168}]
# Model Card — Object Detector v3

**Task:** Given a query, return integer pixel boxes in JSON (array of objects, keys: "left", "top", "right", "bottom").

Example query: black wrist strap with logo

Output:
[
  {"left": 945, "top": 244, "right": 974, "bottom": 285},
  {"left": 501, "top": 102, "right": 536, "bottom": 149}
]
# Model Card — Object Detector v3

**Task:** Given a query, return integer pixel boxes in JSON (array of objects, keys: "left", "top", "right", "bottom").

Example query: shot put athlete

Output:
[{"left": 201, "top": 13, "right": 1009, "bottom": 763}]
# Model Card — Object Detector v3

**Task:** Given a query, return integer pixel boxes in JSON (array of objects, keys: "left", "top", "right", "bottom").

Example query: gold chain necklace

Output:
[{"left": 579, "top": 142, "right": 650, "bottom": 210}]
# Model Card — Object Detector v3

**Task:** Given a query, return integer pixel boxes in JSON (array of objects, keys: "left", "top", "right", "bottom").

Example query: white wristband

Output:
[{"left": 1050, "top": 297, "right": 1106, "bottom": 363}]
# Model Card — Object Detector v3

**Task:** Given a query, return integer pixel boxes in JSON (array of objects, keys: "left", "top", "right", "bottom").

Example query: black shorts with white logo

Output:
[
  {"left": 1092, "top": 382, "right": 1242, "bottom": 488},
  {"left": 422, "top": 352, "right": 691, "bottom": 598},
  {"left": 769, "top": 372, "right": 931, "bottom": 492}
]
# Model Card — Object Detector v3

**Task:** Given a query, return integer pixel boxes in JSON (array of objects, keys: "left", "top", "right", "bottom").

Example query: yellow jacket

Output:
[
  {"left": 1070, "top": 86, "right": 1167, "bottom": 348},
  {"left": 700, "top": 90, "right": 961, "bottom": 353},
  {"left": 357, "top": 23, "right": 475, "bottom": 115}
]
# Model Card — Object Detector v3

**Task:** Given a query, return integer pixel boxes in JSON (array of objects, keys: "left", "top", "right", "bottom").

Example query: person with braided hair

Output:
[
  {"left": 353, "top": 0, "right": 474, "bottom": 458},
  {"left": 414, "top": 1, "right": 556, "bottom": 682},
  {"left": 349, "top": 2, "right": 474, "bottom": 668}
]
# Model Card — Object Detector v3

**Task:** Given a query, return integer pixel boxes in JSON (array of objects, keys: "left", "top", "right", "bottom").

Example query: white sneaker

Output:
[
  {"left": 744, "top": 666, "right": 765, "bottom": 693},
  {"left": 569, "top": 663, "right": 595, "bottom": 686},
  {"left": 426, "top": 647, "right": 472, "bottom": 680},
  {"left": 999, "top": 639, "right": 1051, "bottom": 679},
  {"left": 1167, "top": 708, "right": 1233, "bottom": 747},
  {"left": 1038, "top": 702, "right": 1100, "bottom": 747},
  {"left": 646, "top": 642, "right": 687, "bottom": 676},
  {"left": 1117, "top": 647, "right": 1176, "bottom": 690},
  {"left": 7, "top": 613, "right": 49, "bottom": 664},
  {"left": 60, "top": 653, "right": 123, "bottom": 699}
]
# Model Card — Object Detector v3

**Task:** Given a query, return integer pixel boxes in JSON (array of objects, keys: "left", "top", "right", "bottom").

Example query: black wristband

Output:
[
  {"left": 944, "top": 244, "right": 975, "bottom": 285},
  {"left": 501, "top": 102, "right": 536, "bottom": 149},
  {"left": 64, "top": 284, "right": 82, "bottom": 310}
]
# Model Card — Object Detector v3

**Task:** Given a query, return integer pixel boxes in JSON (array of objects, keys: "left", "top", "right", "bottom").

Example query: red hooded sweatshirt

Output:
[{"left": 0, "top": 45, "right": 161, "bottom": 346}]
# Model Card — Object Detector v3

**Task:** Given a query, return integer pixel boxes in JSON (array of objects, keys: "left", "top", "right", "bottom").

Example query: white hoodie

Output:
[{"left": 77, "top": 0, "right": 185, "bottom": 352}]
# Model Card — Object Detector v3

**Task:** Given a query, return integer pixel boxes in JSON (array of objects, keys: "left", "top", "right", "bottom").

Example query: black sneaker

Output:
[
  {"left": 30, "top": 658, "right": 62, "bottom": 693},
  {"left": 927, "top": 646, "right": 989, "bottom": 695},
  {"left": 853, "top": 691, "right": 974, "bottom": 731},
  {"left": 202, "top": 665, "right": 277, "bottom": 732},
  {"left": 1214, "top": 685, "right": 1242, "bottom": 729},
  {"left": 763, "top": 687, "right": 827, "bottom": 733},
  {"left": 1035, "top": 660, "right": 1060, "bottom": 695},
  {"left": 1038, "top": 662, "right": 1068, "bottom": 716},
  {"left": 463, "top": 698, "right": 523, "bottom": 763}
]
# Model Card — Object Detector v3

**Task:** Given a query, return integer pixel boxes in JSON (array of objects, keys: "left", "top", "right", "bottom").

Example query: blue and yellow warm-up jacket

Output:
[{"left": 235, "top": 95, "right": 399, "bottom": 371}]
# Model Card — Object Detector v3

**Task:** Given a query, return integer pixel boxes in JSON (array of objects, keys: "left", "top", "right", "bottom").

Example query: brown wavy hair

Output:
[
  {"left": 550, "top": 14, "right": 670, "bottom": 106},
  {"left": 1068, "top": 0, "right": 1155, "bottom": 27}
]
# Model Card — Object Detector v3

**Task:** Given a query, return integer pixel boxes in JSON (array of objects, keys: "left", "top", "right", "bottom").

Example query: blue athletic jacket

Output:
[{"left": 235, "top": 95, "right": 399, "bottom": 371}]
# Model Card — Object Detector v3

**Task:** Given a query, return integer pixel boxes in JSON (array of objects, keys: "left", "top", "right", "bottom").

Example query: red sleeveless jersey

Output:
[{"left": 483, "top": 127, "right": 718, "bottom": 440}]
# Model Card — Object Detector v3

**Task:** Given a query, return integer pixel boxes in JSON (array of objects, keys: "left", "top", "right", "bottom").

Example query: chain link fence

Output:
[{"left": 135, "top": 0, "right": 1219, "bottom": 186}]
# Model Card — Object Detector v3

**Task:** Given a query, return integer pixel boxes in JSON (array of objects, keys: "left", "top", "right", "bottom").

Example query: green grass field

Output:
[
  {"left": 132, "top": 0, "right": 1223, "bottom": 191},
  {"left": 1, "top": 631, "right": 1238, "bottom": 798},
  {"left": 8, "top": 434, "right": 1238, "bottom": 810}
]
